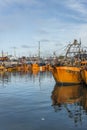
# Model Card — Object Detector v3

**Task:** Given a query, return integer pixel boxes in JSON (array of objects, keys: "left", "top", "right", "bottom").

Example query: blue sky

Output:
[{"left": 0, "top": 0, "right": 87, "bottom": 57}]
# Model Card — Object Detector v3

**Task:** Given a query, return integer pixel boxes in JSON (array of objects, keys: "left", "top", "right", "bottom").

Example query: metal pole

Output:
[{"left": 38, "top": 41, "right": 40, "bottom": 59}]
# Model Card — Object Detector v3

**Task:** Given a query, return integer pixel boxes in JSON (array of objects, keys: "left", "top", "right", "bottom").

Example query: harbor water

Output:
[{"left": 0, "top": 71, "right": 87, "bottom": 130}]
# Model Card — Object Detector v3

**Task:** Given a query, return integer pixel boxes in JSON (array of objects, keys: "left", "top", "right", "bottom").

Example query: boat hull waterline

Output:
[{"left": 52, "top": 66, "right": 82, "bottom": 85}]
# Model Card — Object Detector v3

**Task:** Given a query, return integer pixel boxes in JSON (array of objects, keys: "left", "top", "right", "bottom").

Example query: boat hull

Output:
[
  {"left": 80, "top": 60, "right": 87, "bottom": 85},
  {"left": 39, "top": 65, "right": 46, "bottom": 72},
  {"left": 51, "top": 66, "right": 82, "bottom": 85},
  {"left": 32, "top": 63, "right": 39, "bottom": 71},
  {"left": 81, "top": 69, "right": 87, "bottom": 85}
]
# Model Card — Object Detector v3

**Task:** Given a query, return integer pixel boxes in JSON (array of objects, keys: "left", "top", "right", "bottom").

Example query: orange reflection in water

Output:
[{"left": 51, "top": 84, "right": 82, "bottom": 105}]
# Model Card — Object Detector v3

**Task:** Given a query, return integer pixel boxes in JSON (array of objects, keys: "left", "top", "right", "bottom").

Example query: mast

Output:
[
  {"left": 14, "top": 47, "right": 16, "bottom": 58},
  {"left": 2, "top": 50, "right": 4, "bottom": 58},
  {"left": 38, "top": 41, "right": 40, "bottom": 59},
  {"left": 65, "top": 39, "right": 81, "bottom": 59}
]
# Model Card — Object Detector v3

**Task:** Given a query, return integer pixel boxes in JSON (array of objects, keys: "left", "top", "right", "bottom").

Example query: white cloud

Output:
[
  {"left": 0, "top": 0, "right": 87, "bottom": 56},
  {"left": 0, "top": 0, "right": 42, "bottom": 8},
  {"left": 65, "top": 0, "right": 87, "bottom": 15},
  {"left": 49, "top": 0, "right": 87, "bottom": 22}
]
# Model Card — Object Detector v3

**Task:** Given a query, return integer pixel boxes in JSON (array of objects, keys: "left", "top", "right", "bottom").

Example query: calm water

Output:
[{"left": 0, "top": 71, "right": 87, "bottom": 130}]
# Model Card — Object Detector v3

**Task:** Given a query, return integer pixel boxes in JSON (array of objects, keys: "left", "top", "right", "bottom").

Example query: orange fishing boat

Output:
[
  {"left": 51, "top": 84, "right": 82, "bottom": 105},
  {"left": 0, "top": 64, "right": 6, "bottom": 71},
  {"left": 52, "top": 66, "right": 81, "bottom": 85},
  {"left": 6, "top": 64, "right": 17, "bottom": 72},
  {"left": 38, "top": 63, "right": 46, "bottom": 72},
  {"left": 46, "top": 64, "right": 53, "bottom": 71},
  {"left": 51, "top": 39, "right": 82, "bottom": 85},
  {"left": 31, "top": 63, "right": 39, "bottom": 71},
  {"left": 16, "top": 64, "right": 22, "bottom": 71},
  {"left": 80, "top": 60, "right": 87, "bottom": 85}
]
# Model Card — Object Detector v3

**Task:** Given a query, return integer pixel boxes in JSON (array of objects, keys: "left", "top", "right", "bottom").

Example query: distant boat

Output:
[
  {"left": 31, "top": 63, "right": 39, "bottom": 71},
  {"left": 38, "top": 63, "right": 46, "bottom": 72},
  {"left": 0, "top": 64, "right": 6, "bottom": 71}
]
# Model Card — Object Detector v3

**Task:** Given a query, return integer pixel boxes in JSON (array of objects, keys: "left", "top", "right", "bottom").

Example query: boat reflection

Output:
[
  {"left": 51, "top": 84, "right": 87, "bottom": 112},
  {"left": 81, "top": 86, "right": 87, "bottom": 112},
  {"left": 0, "top": 71, "right": 11, "bottom": 85},
  {"left": 0, "top": 71, "right": 53, "bottom": 87},
  {"left": 51, "top": 84, "right": 87, "bottom": 126},
  {"left": 51, "top": 84, "right": 82, "bottom": 105}
]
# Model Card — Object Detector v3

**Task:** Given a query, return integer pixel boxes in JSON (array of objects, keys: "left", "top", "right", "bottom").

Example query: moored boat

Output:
[
  {"left": 0, "top": 64, "right": 6, "bottom": 71},
  {"left": 31, "top": 63, "right": 39, "bottom": 71},
  {"left": 46, "top": 64, "right": 53, "bottom": 71},
  {"left": 52, "top": 66, "right": 82, "bottom": 85},
  {"left": 80, "top": 60, "right": 87, "bottom": 85},
  {"left": 38, "top": 63, "right": 46, "bottom": 72},
  {"left": 51, "top": 39, "right": 82, "bottom": 85},
  {"left": 6, "top": 65, "right": 17, "bottom": 72}
]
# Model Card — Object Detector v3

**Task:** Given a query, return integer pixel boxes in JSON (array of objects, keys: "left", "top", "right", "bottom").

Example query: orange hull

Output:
[
  {"left": 0, "top": 65, "right": 6, "bottom": 71},
  {"left": 32, "top": 63, "right": 39, "bottom": 71},
  {"left": 51, "top": 66, "right": 82, "bottom": 85},
  {"left": 16, "top": 65, "right": 22, "bottom": 71},
  {"left": 81, "top": 69, "right": 87, "bottom": 84},
  {"left": 48, "top": 65, "right": 53, "bottom": 71},
  {"left": 51, "top": 84, "right": 82, "bottom": 105},
  {"left": 21, "top": 64, "right": 30, "bottom": 72},
  {"left": 7, "top": 67, "right": 13, "bottom": 72},
  {"left": 46, "top": 64, "right": 53, "bottom": 71},
  {"left": 39, "top": 66, "right": 46, "bottom": 72},
  {"left": 7, "top": 66, "right": 16, "bottom": 72},
  {"left": 81, "top": 60, "right": 87, "bottom": 85}
]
